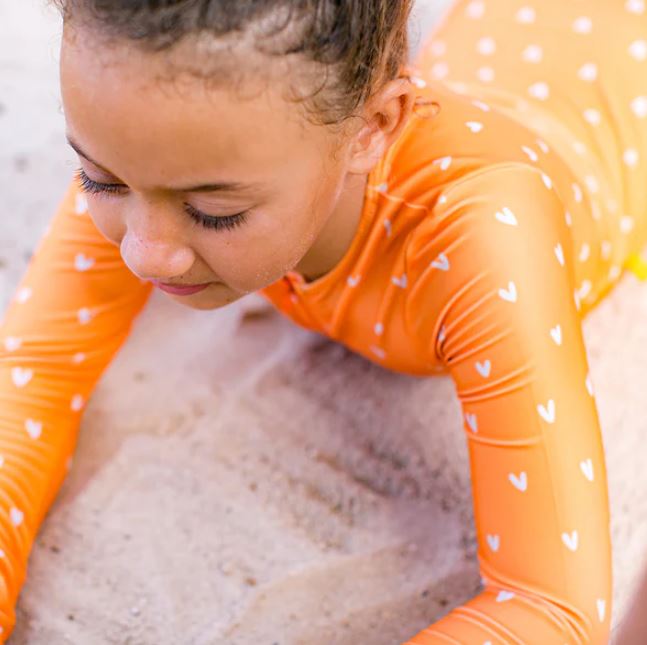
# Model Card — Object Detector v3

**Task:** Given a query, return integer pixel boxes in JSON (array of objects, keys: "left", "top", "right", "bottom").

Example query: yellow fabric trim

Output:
[{"left": 625, "top": 252, "right": 647, "bottom": 280}]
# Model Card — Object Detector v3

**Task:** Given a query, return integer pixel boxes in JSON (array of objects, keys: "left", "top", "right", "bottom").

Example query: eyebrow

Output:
[{"left": 65, "top": 134, "right": 262, "bottom": 194}]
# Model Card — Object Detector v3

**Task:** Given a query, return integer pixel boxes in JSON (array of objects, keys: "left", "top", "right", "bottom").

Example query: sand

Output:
[{"left": 1, "top": 1, "right": 646, "bottom": 643}]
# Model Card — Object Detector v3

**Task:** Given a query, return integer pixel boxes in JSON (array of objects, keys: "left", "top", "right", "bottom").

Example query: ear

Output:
[{"left": 347, "top": 77, "right": 417, "bottom": 174}]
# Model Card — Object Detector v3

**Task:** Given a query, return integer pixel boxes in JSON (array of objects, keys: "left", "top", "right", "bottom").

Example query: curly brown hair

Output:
[{"left": 49, "top": 0, "right": 417, "bottom": 130}]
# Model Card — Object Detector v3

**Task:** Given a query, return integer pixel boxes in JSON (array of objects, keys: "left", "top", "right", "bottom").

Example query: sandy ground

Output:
[{"left": 1, "top": 1, "right": 646, "bottom": 643}]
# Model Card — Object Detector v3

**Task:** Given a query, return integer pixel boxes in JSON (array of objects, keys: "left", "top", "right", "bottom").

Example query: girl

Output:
[{"left": 1, "top": 0, "right": 646, "bottom": 642}]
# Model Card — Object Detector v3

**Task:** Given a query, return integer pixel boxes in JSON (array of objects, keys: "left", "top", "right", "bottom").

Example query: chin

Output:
[{"left": 168, "top": 286, "right": 245, "bottom": 311}]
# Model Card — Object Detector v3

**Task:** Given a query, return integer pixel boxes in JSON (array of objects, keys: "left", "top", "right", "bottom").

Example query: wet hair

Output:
[{"left": 49, "top": 0, "right": 418, "bottom": 130}]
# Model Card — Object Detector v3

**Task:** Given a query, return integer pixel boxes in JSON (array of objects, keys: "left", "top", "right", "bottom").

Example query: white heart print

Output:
[
  {"left": 537, "top": 399, "right": 556, "bottom": 424},
  {"left": 508, "top": 471, "right": 527, "bottom": 492},
  {"left": 466, "top": 121, "right": 484, "bottom": 133},
  {"left": 431, "top": 253, "right": 450, "bottom": 271},
  {"left": 346, "top": 275, "right": 361, "bottom": 288},
  {"left": 391, "top": 274, "right": 408, "bottom": 289},
  {"left": 562, "top": 530, "right": 579, "bottom": 551},
  {"left": 16, "top": 287, "right": 32, "bottom": 304},
  {"left": 74, "top": 253, "right": 95, "bottom": 272},
  {"left": 465, "top": 412, "right": 478, "bottom": 433},
  {"left": 550, "top": 325, "right": 562, "bottom": 345},
  {"left": 475, "top": 360, "right": 492, "bottom": 378},
  {"left": 3, "top": 336, "right": 22, "bottom": 352},
  {"left": 498, "top": 281, "right": 517, "bottom": 303},
  {"left": 580, "top": 458, "right": 594, "bottom": 482},
  {"left": 597, "top": 598, "right": 606, "bottom": 622},
  {"left": 75, "top": 193, "right": 88, "bottom": 214},
  {"left": 496, "top": 590, "right": 515, "bottom": 602},
  {"left": 25, "top": 419, "right": 43, "bottom": 439},
  {"left": 10, "top": 507, "right": 23, "bottom": 526},
  {"left": 495, "top": 206, "right": 518, "bottom": 226},
  {"left": 434, "top": 156, "right": 452, "bottom": 171},
  {"left": 11, "top": 367, "right": 33, "bottom": 388},
  {"left": 486, "top": 534, "right": 500, "bottom": 552}
]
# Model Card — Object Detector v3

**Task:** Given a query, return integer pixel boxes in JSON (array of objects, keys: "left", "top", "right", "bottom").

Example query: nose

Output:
[{"left": 119, "top": 202, "right": 196, "bottom": 281}]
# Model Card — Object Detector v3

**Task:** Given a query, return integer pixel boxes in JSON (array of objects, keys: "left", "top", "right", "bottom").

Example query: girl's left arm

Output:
[{"left": 403, "top": 162, "right": 612, "bottom": 644}]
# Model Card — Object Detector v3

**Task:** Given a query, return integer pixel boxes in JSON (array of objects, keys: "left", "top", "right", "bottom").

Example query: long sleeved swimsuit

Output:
[{"left": 1, "top": 0, "right": 647, "bottom": 642}]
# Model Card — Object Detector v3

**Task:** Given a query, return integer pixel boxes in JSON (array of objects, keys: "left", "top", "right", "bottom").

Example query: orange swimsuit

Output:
[{"left": 1, "top": 0, "right": 647, "bottom": 642}]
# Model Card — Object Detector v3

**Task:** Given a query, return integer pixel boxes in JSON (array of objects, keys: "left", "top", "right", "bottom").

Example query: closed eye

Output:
[{"left": 74, "top": 167, "right": 249, "bottom": 231}]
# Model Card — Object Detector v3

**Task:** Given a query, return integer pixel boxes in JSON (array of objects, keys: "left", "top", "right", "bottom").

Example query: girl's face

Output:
[{"left": 59, "top": 28, "right": 398, "bottom": 310}]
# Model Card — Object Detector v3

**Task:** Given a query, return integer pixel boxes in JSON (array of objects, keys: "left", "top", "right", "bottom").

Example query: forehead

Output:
[{"left": 59, "top": 29, "right": 327, "bottom": 174}]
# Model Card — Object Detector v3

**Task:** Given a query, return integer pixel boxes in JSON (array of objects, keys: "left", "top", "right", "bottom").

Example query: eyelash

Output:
[{"left": 74, "top": 167, "right": 249, "bottom": 232}]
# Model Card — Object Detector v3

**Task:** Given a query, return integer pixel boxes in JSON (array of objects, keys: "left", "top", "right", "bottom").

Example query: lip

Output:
[{"left": 150, "top": 280, "right": 211, "bottom": 295}]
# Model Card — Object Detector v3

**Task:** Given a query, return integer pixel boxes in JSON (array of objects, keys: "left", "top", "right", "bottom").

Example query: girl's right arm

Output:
[{"left": 0, "top": 178, "right": 153, "bottom": 641}]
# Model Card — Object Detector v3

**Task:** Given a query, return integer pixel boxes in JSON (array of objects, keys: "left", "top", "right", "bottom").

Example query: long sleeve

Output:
[
  {"left": 403, "top": 163, "right": 612, "bottom": 644},
  {"left": 0, "top": 179, "right": 153, "bottom": 640}
]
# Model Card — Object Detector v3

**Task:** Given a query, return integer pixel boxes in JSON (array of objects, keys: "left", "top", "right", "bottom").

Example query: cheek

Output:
[{"left": 85, "top": 198, "right": 125, "bottom": 245}]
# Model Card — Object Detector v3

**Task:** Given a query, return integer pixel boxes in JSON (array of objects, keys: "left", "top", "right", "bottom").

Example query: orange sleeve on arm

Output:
[
  {"left": 403, "top": 164, "right": 612, "bottom": 644},
  {"left": 0, "top": 179, "right": 153, "bottom": 641}
]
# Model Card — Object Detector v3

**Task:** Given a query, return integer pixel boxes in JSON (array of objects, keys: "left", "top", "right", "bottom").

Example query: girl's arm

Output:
[
  {"left": 403, "top": 163, "right": 612, "bottom": 643},
  {"left": 0, "top": 179, "right": 153, "bottom": 640}
]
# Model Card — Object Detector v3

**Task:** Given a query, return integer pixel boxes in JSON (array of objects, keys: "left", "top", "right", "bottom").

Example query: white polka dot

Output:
[
  {"left": 583, "top": 108, "right": 602, "bottom": 125},
  {"left": 623, "top": 148, "right": 640, "bottom": 167},
  {"left": 477, "top": 66, "right": 495, "bottom": 82},
  {"left": 370, "top": 345, "right": 386, "bottom": 360},
  {"left": 536, "top": 139, "right": 550, "bottom": 154},
  {"left": 584, "top": 175, "right": 600, "bottom": 193},
  {"left": 516, "top": 6, "right": 536, "bottom": 23},
  {"left": 3, "top": 336, "right": 22, "bottom": 352},
  {"left": 626, "top": 0, "right": 645, "bottom": 15},
  {"left": 465, "top": 1, "right": 485, "bottom": 19},
  {"left": 620, "top": 215, "right": 635, "bottom": 233},
  {"left": 609, "top": 265, "right": 622, "bottom": 281},
  {"left": 541, "top": 174, "right": 553, "bottom": 190},
  {"left": 629, "top": 40, "right": 647, "bottom": 61},
  {"left": 573, "top": 183, "right": 583, "bottom": 203},
  {"left": 10, "top": 508, "right": 23, "bottom": 526},
  {"left": 409, "top": 76, "right": 427, "bottom": 89},
  {"left": 15, "top": 287, "right": 32, "bottom": 304},
  {"left": 577, "top": 62, "right": 598, "bottom": 82},
  {"left": 430, "top": 40, "right": 447, "bottom": 57},
  {"left": 565, "top": 211, "right": 573, "bottom": 227},
  {"left": 434, "top": 156, "right": 452, "bottom": 171},
  {"left": 601, "top": 240, "right": 612, "bottom": 260},
  {"left": 71, "top": 394, "right": 85, "bottom": 412},
  {"left": 528, "top": 82, "right": 550, "bottom": 100},
  {"left": 522, "top": 44, "right": 543, "bottom": 63},
  {"left": 431, "top": 61, "right": 449, "bottom": 79},
  {"left": 438, "top": 195, "right": 447, "bottom": 205},
  {"left": 521, "top": 145, "right": 538, "bottom": 162},
  {"left": 78, "top": 308, "right": 93, "bottom": 324},
  {"left": 477, "top": 36, "right": 496, "bottom": 55},
  {"left": 631, "top": 96, "right": 647, "bottom": 118},
  {"left": 572, "top": 16, "right": 593, "bottom": 34},
  {"left": 75, "top": 194, "right": 88, "bottom": 215},
  {"left": 572, "top": 140, "right": 588, "bottom": 155},
  {"left": 578, "top": 280, "right": 592, "bottom": 300},
  {"left": 466, "top": 121, "right": 484, "bottom": 133},
  {"left": 579, "top": 243, "right": 591, "bottom": 262},
  {"left": 72, "top": 352, "right": 86, "bottom": 364},
  {"left": 374, "top": 322, "right": 384, "bottom": 336}
]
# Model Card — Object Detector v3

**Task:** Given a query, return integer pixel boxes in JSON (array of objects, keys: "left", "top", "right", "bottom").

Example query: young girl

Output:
[{"left": 1, "top": 0, "right": 646, "bottom": 642}]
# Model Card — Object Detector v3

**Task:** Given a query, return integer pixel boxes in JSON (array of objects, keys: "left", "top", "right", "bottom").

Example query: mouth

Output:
[{"left": 150, "top": 280, "right": 212, "bottom": 296}]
